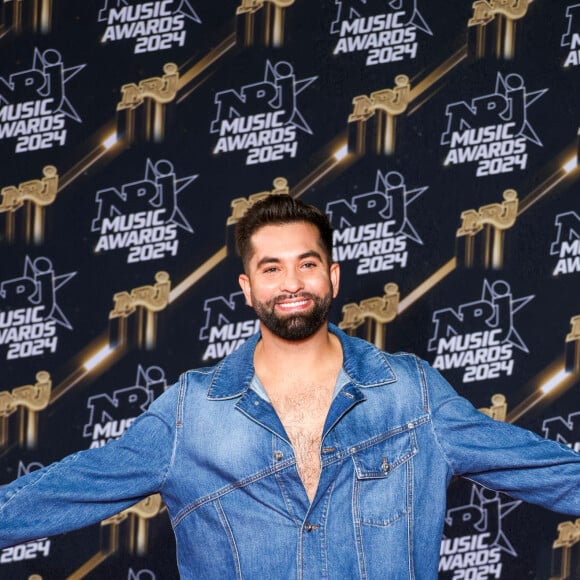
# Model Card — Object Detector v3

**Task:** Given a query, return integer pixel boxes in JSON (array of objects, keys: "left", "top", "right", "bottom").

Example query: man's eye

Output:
[{"left": 302, "top": 262, "right": 316, "bottom": 269}]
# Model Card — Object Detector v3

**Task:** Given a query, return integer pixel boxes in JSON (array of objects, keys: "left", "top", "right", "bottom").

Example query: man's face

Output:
[{"left": 238, "top": 222, "right": 339, "bottom": 341}]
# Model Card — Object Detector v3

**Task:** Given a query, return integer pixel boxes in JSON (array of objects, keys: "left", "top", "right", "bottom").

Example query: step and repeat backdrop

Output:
[{"left": 0, "top": 1, "right": 579, "bottom": 578}]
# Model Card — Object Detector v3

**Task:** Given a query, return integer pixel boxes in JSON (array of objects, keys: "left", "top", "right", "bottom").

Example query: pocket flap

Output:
[{"left": 352, "top": 428, "right": 417, "bottom": 480}]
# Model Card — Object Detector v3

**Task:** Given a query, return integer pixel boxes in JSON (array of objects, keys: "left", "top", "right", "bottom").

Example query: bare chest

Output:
[{"left": 270, "top": 385, "right": 333, "bottom": 501}]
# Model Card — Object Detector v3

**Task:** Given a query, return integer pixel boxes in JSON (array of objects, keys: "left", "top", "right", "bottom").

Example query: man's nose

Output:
[{"left": 280, "top": 270, "right": 303, "bottom": 293}]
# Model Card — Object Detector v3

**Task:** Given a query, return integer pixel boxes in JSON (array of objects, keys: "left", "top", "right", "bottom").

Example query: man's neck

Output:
[{"left": 254, "top": 324, "right": 343, "bottom": 386}]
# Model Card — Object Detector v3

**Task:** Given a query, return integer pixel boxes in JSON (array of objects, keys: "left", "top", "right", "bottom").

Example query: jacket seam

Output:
[
  {"left": 420, "top": 360, "right": 457, "bottom": 475},
  {"left": 172, "top": 458, "right": 297, "bottom": 527},
  {"left": 214, "top": 498, "right": 243, "bottom": 579},
  {"left": 407, "top": 447, "right": 415, "bottom": 579},
  {"left": 0, "top": 453, "right": 80, "bottom": 511},
  {"left": 157, "top": 375, "right": 187, "bottom": 491}
]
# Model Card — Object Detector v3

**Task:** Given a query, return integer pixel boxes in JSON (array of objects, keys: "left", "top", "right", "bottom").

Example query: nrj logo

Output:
[
  {"left": 326, "top": 169, "right": 426, "bottom": 275},
  {"left": 441, "top": 72, "right": 547, "bottom": 178},
  {"left": 83, "top": 365, "right": 167, "bottom": 448},
  {"left": 439, "top": 484, "right": 521, "bottom": 579},
  {"left": 128, "top": 569, "right": 156, "bottom": 580},
  {"left": 98, "top": 0, "right": 200, "bottom": 54},
  {"left": 562, "top": 3, "right": 580, "bottom": 67},
  {"left": 550, "top": 211, "right": 580, "bottom": 276},
  {"left": 0, "top": 48, "right": 85, "bottom": 154},
  {"left": 330, "top": 0, "right": 431, "bottom": 66},
  {"left": 0, "top": 256, "right": 76, "bottom": 360},
  {"left": 199, "top": 291, "right": 259, "bottom": 362},
  {"left": 542, "top": 410, "right": 580, "bottom": 453},
  {"left": 428, "top": 279, "right": 534, "bottom": 383},
  {"left": 210, "top": 60, "right": 317, "bottom": 166},
  {"left": 17, "top": 460, "right": 45, "bottom": 477},
  {"left": 92, "top": 158, "right": 196, "bottom": 264}
]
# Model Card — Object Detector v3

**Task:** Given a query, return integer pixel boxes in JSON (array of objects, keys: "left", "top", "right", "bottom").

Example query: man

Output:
[{"left": 1, "top": 194, "right": 579, "bottom": 578}]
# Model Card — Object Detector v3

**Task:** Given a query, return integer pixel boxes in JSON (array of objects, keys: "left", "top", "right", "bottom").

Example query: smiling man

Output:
[
  {"left": 238, "top": 220, "right": 338, "bottom": 341},
  {"left": 0, "top": 194, "right": 579, "bottom": 579}
]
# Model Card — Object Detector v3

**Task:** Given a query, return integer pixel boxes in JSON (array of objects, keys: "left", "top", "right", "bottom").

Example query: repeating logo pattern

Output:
[
  {"left": 441, "top": 73, "right": 547, "bottom": 177},
  {"left": 98, "top": 0, "right": 201, "bottom": 54},
  {"left": 330, "top": 0, "right": 432, "bottom": 66},
  {"left": 91, "top": 158, "right": 195, "bottom": 263},
  {"left": 0, "top": 256, "right": 76, "bottom": 360},
  {"left": 428, "top": 280, "right": 534, "bottom": 383},
  {"left": 0, "top": 48, "right": 85, "bottom": 153},
  {"left": 326, "top": 169, "right": 426, "bottom": 275},
  {"left": 0, "top": 2, "right": 577, "bottom": 578},
  {"left": 210, "top": 60, "right": 317, "bottom": 165}
]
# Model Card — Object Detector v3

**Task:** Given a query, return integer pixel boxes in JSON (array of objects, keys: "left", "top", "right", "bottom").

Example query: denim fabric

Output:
[{"left": 1, "top": 324, "right": 579, "bottom": 579}]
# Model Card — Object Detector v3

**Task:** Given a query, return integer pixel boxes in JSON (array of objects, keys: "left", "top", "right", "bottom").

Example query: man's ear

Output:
[
  {"left": 330, "top": 262, "right": 340, "bottom": 298},
  {"left": 238, "top": 273, "right": 253, "bottom": 307}
]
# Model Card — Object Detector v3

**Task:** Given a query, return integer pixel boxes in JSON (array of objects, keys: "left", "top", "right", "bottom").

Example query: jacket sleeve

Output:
[
  {"left": 0, "top": 385, "right": 178, "bottom": 548},
  {"left": 422, "top": 359, "right": 580, "bottom": 516}
]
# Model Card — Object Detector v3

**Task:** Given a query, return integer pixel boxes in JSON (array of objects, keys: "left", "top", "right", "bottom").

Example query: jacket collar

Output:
[{"left": 206, "top": 323, "right": 397, "bottom": 400}]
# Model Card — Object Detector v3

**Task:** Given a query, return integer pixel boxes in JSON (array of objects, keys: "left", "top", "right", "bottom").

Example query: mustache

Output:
[{"left": 272, "top": 292, "right": 318, "bottom": 303}]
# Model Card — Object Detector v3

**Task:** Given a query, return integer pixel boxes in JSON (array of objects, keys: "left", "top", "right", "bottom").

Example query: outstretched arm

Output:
[
  {"left": 0, "top": 393, "right": 176, "bottom": 548},
  {"left": 423, "top": 360, "right": 580, "bottom": 515}
]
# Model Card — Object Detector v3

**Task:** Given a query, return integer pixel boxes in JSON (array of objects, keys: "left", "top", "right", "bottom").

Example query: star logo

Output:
[{"left": 444, "top": 484, "right": 521, "bottom": 556}]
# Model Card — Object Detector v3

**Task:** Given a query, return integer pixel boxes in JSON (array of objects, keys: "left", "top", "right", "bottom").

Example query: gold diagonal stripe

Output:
[
  {"left": 398, "top": 258, "right": 457, "bottom": 314},
  {"left": 169, "top": 246, "right": 228, "bottom": 302},
  {"left": 407, "top": 45, "right": 469, "bottom": 114},
  {"left": 507, "top": 357, "right": 578, "bottom": 424}
]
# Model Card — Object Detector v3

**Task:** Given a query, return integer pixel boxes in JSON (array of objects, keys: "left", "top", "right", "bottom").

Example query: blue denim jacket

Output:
[{"left": 1, "top": 325, "right": 579, "bottom": 579}]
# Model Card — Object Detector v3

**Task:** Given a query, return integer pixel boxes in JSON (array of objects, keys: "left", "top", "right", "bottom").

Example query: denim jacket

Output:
[{"left": 1, "top": 325, "right": 579, "bottom": 579}]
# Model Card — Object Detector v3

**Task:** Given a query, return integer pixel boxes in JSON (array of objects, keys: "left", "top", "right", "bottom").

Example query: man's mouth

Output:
[{"left": 277, "top": 298, "right": 310, "bottom": 310}]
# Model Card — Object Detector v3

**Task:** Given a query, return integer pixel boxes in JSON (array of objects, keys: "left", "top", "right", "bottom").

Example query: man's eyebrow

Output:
[
  {"left": 299, "top": 250, "right": 324, "bottom": 262},
  {"left": 256, "top": 256, "right": 280, "bottom": 268},
  {"left": 255, "top": 250, "right": 323, "bottom": 269}
]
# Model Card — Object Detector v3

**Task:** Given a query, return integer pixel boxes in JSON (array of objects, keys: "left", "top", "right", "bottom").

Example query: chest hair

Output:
[{"left": 269, "top": 382, "right": 334, "bottom": 502}]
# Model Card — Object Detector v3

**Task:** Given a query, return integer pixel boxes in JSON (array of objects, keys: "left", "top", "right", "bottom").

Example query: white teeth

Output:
[{"left": 279, "top": 299, "right": 308, "bottom": 309}]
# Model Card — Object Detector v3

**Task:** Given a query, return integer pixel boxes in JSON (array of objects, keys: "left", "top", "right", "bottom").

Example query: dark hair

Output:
[{"left": 235, "top": 194, "right": 334, "bottom": 268}]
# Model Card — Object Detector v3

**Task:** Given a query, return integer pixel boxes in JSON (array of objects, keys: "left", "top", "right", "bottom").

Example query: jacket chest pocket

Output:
[{"left": 351, "top": 427, "right": 418, "bottom": 526}]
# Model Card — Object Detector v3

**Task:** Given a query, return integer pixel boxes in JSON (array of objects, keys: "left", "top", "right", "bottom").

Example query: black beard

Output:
[{"left": 252, "top": 291, "right": 332, "bottom": 341}]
